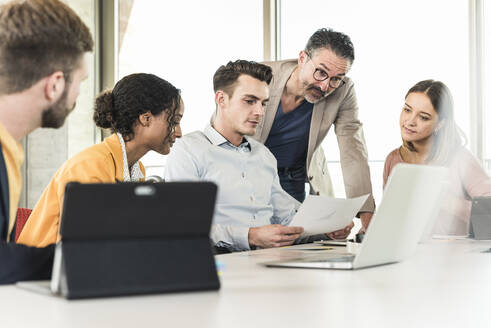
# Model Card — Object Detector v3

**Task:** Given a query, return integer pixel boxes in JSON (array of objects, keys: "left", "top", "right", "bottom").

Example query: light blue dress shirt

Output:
[{"left": 165, "top": 124, "right": 300, "bottom": 251}]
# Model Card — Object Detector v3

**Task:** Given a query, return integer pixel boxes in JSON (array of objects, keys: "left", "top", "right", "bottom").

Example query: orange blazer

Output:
[{"left": 18, "top": 134, "right": 145, "bottom": 247}]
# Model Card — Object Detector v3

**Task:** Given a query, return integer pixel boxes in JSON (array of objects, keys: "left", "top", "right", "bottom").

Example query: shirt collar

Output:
[
  {"left": 117, "top": 132, "right": 145, "bottom": 182},
  {"left": 203, "top": 124, "right": 251, "bottom": 150}
]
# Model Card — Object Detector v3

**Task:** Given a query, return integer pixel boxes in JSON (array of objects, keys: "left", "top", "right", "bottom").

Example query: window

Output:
[
  {"left": 280, "top": 0, "right": 470, "bottom": 202},
  {"left": 484, "top": 0, "right": 491, "bottom": 173},
  {"left": 118, "top": 0, "right": 263, "bottom": 176}
]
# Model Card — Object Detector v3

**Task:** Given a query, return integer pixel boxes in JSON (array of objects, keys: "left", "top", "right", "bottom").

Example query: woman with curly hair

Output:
[
  {"left": 383, "top": 79, "right": 491, "bottom": 236},
  {"left": 18, "top": 73, "right": 184, "bottom": 247}
]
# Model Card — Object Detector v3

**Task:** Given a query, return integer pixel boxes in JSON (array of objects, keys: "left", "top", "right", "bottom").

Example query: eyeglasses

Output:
[{"left": 307, "top": 54, "right": 346, "bottom": 89}]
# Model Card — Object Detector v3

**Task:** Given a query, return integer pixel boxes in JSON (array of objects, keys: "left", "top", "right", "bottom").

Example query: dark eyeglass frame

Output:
[{"left": 307, "top": 53, "right": 346, "bottom": 89}]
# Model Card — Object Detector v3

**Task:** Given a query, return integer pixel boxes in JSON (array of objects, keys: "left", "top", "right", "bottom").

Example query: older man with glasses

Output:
[{"left": 254, "top": 28, "right": 375, "bottom": 238}]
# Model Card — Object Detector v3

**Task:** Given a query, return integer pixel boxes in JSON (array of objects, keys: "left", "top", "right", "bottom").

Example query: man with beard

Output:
[
  {"left": 0, "top": 0, "right": 93, "bottom": 284},
  {"left": 254, "top": 28, "right": 375, "bottom": 237}
]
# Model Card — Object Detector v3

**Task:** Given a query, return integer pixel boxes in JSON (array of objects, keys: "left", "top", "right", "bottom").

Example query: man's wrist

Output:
[
  {"left": 358, "top": 211, "right": 373, "bottom": 216},
  {"left": 248, "top": 227, "right": 257, "bottom": 248},
  {"left": 359, "top": 212, "right": 373, "bottom": 229}
]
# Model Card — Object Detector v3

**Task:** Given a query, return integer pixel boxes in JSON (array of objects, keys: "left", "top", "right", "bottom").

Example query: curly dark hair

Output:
[
  {"left": 93, "top": 73, "right": 181, "bottom": 143},
  {"left": 305, "top": 28, "right": 354, "bottom": 63},
  {"left": 213, "top": 60, "right": 272, "bottom": 97}
]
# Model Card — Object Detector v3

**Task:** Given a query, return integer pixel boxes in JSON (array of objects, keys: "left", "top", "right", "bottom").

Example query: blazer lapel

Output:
[
  {"left": 0, "top": 143, "right": 10, "bottom": 241},
  {"left": 306, "top": 101, "right": 326, "bottom": 170},
  {"left": 258, "top": 61, "right": 298, "bottom": 143}
]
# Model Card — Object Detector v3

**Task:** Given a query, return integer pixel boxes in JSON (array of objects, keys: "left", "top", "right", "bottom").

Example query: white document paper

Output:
[{"left": 289, "top": 194, "right": 369, "bottom": 235}]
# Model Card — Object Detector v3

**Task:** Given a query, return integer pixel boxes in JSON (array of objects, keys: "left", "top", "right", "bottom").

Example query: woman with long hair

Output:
[{"left": 383, "top": 79, "right": 491, "bottom": 235}]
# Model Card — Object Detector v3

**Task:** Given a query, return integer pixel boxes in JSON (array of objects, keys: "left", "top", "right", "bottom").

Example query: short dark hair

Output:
[
  {"left": 0, "top": 0, "right": 94, "bottom": 94},
  {"left": 305, "top": 28, "right": 354, "bottom": 63},
  {"left": 93, "top": 73, "right": 181, "bottom": 142},
  {"left": 213, "top": 60, "right": 273, "bottom": 97}
]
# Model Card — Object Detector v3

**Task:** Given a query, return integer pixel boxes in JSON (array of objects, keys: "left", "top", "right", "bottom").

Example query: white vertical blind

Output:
[
  {"left": 280, "top": 0, "right": 470, "bottom": 201},
  {"left": 118, "top": 0, "right": 264, "bottom": 176}
]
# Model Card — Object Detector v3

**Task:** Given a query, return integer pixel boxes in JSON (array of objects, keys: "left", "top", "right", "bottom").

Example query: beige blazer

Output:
[{"left": 254, "top": 59, "right": 375, "bottom": 212}]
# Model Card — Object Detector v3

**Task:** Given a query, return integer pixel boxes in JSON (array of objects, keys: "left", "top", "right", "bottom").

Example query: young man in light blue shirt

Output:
[{"left": 165, "top": 60, "right": 305, "bottom": 252}]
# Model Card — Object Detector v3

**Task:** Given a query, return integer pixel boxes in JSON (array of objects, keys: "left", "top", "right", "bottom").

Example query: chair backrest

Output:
[{"left": 15, "top": 208, "right": 32, "bottom": 242}]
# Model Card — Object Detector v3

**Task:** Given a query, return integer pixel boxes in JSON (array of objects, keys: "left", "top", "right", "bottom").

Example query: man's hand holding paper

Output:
[{"left": 289, "top": 194, "right": 369, "bottom": 236}]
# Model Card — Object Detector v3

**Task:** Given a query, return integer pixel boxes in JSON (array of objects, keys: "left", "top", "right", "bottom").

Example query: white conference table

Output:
[{"left": 1, "top": 239, "right": 490, "bottom": 328}]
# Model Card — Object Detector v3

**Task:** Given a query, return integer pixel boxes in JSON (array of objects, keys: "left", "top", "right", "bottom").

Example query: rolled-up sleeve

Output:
[{"left": 211, "top": 224, "right": 250, "bottom": 252}]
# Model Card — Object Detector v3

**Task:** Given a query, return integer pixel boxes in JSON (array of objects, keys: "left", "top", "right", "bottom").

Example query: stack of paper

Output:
[{"left": 289, "top": 194, "right": 369, "bottom": 235}]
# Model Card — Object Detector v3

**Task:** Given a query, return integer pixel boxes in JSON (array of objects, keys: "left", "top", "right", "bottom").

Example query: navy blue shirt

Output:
[{"left": 264, "top": 101, "right": 313, "bottom": 168}]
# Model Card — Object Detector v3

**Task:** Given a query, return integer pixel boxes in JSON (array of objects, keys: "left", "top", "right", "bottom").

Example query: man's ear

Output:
[
  {"left": 44, "top": 71, "right": 65, "bottom": 103},
  {"left": 215, "top": 90, "right": 226, "bottom": 110},
  {"left": 298, "top": 50, "right": 308, "bottom": 65},
  {"left": 138, "top": 111, "right": 152, "bottom": 127}
]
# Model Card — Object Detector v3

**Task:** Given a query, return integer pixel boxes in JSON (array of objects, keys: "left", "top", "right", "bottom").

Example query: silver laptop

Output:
[{"left": 264, "top": 164, "right": 448, "bottom": 270}]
